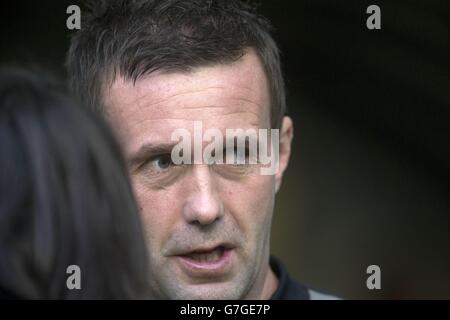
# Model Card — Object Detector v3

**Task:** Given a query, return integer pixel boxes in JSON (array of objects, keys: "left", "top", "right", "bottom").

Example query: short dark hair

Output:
[
  {"left": 66, "top": 0, "right": 286, "bottom": 128},
  {"left": 0, "top": 67, "right": 149, "bottom": 299}
]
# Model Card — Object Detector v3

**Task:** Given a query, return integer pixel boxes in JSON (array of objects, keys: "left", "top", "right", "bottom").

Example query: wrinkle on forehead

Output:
[
  {"left": 108, "top": 82, "right": 264, "bottom": 113},
  {"left": 112, "top": 85, "right": 228, "bottom": 114},
  {"left": 124, "top": 113, "right": 262, "bottom": 147}
]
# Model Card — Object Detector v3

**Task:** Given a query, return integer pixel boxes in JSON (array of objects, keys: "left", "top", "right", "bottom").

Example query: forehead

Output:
[{"left": 103, "top": 51, "right": 271, "bottom": 155}]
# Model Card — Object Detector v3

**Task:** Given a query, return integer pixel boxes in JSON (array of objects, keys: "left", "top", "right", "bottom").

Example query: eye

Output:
[
  {"left": 146, "top": 154, "right": 173, "bottom": 171},
  {"left": 223, "top": 146, "right": 250, "bottom": 165},
  {"left": 137, "top": 153, "right": 185, "bottom": 189}
]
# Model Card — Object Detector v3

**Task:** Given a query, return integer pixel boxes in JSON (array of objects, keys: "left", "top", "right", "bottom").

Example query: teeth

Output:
[{"left": 188, "top": 247, "right": 224, "bottom": 263}]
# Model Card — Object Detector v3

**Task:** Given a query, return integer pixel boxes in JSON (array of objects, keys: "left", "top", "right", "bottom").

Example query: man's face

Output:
[{"left": 104, "top": 51, "right": 292, "bottom": 299}]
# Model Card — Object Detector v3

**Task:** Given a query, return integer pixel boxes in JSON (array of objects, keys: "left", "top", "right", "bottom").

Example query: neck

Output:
[
  {"left": 246, "top": 259, "right": 279, "bottom": 300},
  {"left": 260, "top": 265, "right": 278, "bottom": 299}
]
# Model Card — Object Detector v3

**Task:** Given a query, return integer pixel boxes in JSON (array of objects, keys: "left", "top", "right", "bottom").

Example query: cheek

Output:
[
  {"left": 224, "top": 175, "right": 276, "bottom": 240},
  {"left": 132, "top": 179, "right": 181, "bottom": 249}
]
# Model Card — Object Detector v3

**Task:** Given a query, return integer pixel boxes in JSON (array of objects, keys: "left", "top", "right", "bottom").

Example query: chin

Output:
[{"left": 168, "top": 282, "right": 247, "bottom": 300}]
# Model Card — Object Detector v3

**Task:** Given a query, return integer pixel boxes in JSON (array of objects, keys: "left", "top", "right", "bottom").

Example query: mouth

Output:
[
  {"left": 174, "top": 245, "right": 235, "bottom": 276},
  {"left": 183, "top": 246, "right": 226, "bottom": 263}
]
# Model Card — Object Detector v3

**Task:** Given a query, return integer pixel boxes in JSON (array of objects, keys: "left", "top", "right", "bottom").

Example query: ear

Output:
[{"left": 275, "top": 116, "right": 294, "bottom": 193}]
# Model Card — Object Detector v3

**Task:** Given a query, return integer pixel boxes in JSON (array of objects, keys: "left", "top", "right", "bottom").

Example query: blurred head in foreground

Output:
[{"left": 0, "top": 67, "right": 149, "bottom": 299}]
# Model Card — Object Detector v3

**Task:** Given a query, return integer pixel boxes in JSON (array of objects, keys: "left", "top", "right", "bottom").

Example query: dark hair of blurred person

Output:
[{"left": 0, "top": 67, "right": 150, "bottom": 299}]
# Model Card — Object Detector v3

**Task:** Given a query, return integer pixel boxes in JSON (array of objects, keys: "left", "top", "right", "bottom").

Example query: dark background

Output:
[{"left": 0, "top": 0, "right": 449, "bottom": 299}]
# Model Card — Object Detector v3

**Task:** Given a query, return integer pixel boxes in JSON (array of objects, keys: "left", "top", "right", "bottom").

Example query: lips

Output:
[
  {"left": 173, "top": 244, "right": 235, "bottom": 275},
  {"left": 183, "top": 246, "right": 225, "bottom": 263}
]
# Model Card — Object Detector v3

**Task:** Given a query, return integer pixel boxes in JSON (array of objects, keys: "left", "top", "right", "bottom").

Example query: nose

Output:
[{"left": 182, "top": 165, "right": 224, "bottom": 226}]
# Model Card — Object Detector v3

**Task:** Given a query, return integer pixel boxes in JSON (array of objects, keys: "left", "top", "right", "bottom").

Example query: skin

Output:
[{"left": 103, "top": 50, "right": 293, "bottom": 299}]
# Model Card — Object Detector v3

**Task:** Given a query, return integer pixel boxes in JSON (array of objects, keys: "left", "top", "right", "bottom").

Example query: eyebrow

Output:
[{"left": 127, "top": 143, "right": 177, "bottom": 168}]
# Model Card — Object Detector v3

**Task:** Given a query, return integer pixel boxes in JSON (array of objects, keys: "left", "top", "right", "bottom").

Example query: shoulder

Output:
[
  {"left": 270, "top": 256, "right": 341, "bottom": 300},
  {"left": 308, "top": 289, "right": 341, "bottom": 300}
]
